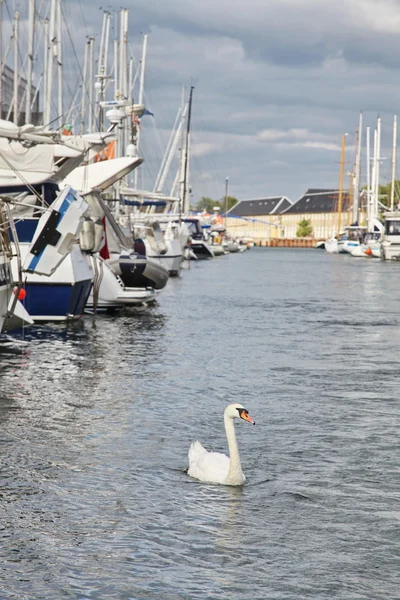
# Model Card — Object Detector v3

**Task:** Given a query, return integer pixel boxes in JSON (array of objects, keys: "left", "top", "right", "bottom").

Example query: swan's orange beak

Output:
[{"left": 239, "top": 410, "right": 255, "bottom": 425}]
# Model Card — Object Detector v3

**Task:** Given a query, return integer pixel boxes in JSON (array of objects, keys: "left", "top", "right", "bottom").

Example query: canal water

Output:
[{"left": 0, "top": 248, "right": 399, "bottom": 600}]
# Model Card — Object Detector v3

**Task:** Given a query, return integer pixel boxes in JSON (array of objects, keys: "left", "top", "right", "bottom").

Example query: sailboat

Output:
[{"left": 325, "top": 134, "right": 348, "bottom": 254}]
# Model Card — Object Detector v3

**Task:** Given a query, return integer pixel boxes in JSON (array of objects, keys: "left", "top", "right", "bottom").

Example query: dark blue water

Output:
[{"left": 0, "top": 248, "right": 399, "bottom": 599}]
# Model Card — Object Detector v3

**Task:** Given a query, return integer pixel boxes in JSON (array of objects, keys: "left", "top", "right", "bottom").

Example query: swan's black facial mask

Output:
[{"left": 237, "top": 408, "right": 256, "bottom": 425}]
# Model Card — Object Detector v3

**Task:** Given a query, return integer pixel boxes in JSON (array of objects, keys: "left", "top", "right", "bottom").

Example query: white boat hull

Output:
[
  {"left": 86, "top": 255, "right": 156, "bottom": 311},
  {"left": 210, "top": 244, "right": 225, "bottom": 256},
  {"left": 381, "top": 242, "right": 400, "bottom": 260},
  {"left": 145, "top": 239, "right": 183, "bottom": 276},
  {"left": 11, "top": 244, "right": 93, "bottom": 321},
  {"left": 339, "top": 240, "right": 360, "bottom": 254},
  {"left": 324, "top": 238, "right": 338, "bottom": 253}
]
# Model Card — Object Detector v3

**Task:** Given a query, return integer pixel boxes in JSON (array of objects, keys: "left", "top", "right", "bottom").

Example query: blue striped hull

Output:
[{"left": 21, "top": 280, "right": 93, "bottom": 321}]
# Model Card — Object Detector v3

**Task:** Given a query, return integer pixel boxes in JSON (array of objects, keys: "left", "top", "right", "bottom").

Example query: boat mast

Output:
[
  {"left": 156, "top": 102, "right": 185, "bottom": 194},
  {"left": 13, "top": 11, "right": 20, "bottom": 124},
  {"left": 88, "top": 36, "right": 95, "bottom": 133},
  {"left": 44, "top": 0, "right": 56, "bottom": 128},
  {"left": 80, "top": 39, "right": 89, "bottom": 134},
  {"left": 43, "top": 17, "right": 49, "bottom": 126},
  {"left": 26, "top": 0, "right": 35, "bottom": 124},
  {"left": 336, "top": 133, "right": 347, "bottom": 235},
  {"left": 0, "top": 0, "right": 3, "bottom": 119},
  {"left": 57, "top": 0, "right": 63, "bottom": 129},
  {"left": 390, "top": 114, "right": 397, "bottom": 211},
  {"left": 181, "top": 85, "right": 194, "bottom": 217},
  {"left": 96, "top": 11, "right": 111, "bottom": 130},
  {"left": 134, "top": 34, "right": 148, "bottom": 190},
  {"left": 366, "top": 126, "right": 371, "bottom": 231},
  {"left": 352, "top": 111, "right": 362, "bottom": 224},
  {"left": 224, "top": 177, "right": 229, "bottom": 229},
  {"left": 374, "top": 116, "right": 381, "bottom": 222}
]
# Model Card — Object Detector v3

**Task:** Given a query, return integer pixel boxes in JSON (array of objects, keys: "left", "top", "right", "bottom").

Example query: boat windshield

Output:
[
  {"left": 345, "top": 228, "right": 366, "bottom": 241},
  {"left": 385, "top": 220, "right": 400, "bottom": 235},
  {"left": 364, "top": 232, "right": 381, "bottom": 241}
]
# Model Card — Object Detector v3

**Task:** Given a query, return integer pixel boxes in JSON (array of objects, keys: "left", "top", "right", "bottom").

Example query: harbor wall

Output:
[{"left": 256, "top": 238, "right": 323, "bottom": 248}]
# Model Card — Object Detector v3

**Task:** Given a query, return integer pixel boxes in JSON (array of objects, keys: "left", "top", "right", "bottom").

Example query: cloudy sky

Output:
[{"left": 3, "top": 0, "right": 400, "bottom": 203}]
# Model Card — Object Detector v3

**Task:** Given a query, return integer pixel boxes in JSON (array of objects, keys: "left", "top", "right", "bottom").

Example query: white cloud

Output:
[
  {"left": 4, "top": 0, "right": 400, "bottom": 201},
  {"left": 191, "top": 142, "right": 219, "bottom": 157}
]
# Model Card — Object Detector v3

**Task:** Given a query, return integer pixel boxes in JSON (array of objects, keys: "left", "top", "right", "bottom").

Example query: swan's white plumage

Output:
[
  {"left": 187, "top": 403, "right": 254, "bottom": 486},
  {"left": 188, "top": 441, "right": 232, "bottom": 484}
]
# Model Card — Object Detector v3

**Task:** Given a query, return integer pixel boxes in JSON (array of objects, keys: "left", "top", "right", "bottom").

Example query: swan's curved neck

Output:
[{"left": 224, "top": 413, "right": 243, "bottom": 485}]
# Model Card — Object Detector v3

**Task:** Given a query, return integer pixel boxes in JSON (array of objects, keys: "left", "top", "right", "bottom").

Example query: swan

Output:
[{"left": 187, "top": 403, "right": 255, "bottom": 486}]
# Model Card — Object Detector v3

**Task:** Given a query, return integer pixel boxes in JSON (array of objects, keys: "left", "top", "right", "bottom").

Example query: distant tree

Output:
[
  {"left": 361, "top": 180, "right": 400, "bottom": 209},
  {"left": 220, "top": 196, "right": 238, "bottom": 211},
  {"left": 296, "top": 219, "right": 313, "bottom": 237},
  {"left": 195, "top": 197, "right": 217, "bottom": 213},
  {"left": 194, "top": 196, "right": 238, "bottom": 213}
]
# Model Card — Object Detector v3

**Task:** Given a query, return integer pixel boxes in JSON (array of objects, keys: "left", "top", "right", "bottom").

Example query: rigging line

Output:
[
  {"left": 77, "top": 0, "right": 89, "bottom": 37},
  {"left": 59, "top": 2, "right": 97, "bottom": 128}
]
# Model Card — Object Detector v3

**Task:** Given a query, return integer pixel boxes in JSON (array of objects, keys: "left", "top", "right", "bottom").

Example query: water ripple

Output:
[{"left": 0, "top": 249, "right": 399, "bottom": 599}]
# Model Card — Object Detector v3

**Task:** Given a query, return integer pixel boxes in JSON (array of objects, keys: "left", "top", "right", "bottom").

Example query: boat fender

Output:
[
  {"left": 92, "top": 219, "right": 104, "bottom": 253},
  {"left": 80, "top": 217, "right": 95, "bottom": 252},
  {"left": 152, "top": 223, "right": 168, "bottom": 255}
]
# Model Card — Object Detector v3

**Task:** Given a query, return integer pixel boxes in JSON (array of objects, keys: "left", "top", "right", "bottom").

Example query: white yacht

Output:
[{"left": 381, "top": 212, "right": 400, "bottom": 260}]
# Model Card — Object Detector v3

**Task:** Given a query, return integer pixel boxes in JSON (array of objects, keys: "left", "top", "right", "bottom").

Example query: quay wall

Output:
[{"left": 255, "top": 238, "right": 323, "bottom": 248}]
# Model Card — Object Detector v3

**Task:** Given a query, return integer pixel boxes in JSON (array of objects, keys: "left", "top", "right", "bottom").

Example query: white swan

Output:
[{"left": 187, "top": 403, "right": 255, "bottom": 486}]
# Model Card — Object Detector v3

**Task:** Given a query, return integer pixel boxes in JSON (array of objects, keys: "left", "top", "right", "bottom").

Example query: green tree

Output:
[
  {"left": 296, "top": 219, "right": 313, "bottom": 237},
  {"left": 194, "top": 196, "right": 238, "bottom": 213},
  {"left": 220, "top": 196, "right": 238, "bottom": 211},
  {"left": 361, "top": 180, "right": 400, "bottom": 209},
  {"left": 195, "top": 197, "right": 219, "bottom": 213}
]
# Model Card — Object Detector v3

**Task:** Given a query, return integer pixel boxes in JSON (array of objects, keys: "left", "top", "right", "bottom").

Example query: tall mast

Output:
[
  {"left": 0, "top": 0, "right": 3, "bottom": 119},
  {"left": 43, "top": 17, "right": 49, "bottom": 126},
  {"left": 366, "top": 126, "right": 371, "bottom": 231},
  {"left": 352, "top": 111, "right": 362, "bottom": 224},
  {"left": 337, "top": 133, "right": 347, "bottom": 235},
  {"left": 390, "top": 114, "right": 397, "bottom": 211},
  {"left": 224, "top": 177, "right": 229, "bottom": 228},
  {"left": 80, "top": 40, "right": 89, "bottom": 134},
  {"left": 13, "top": 11, "right": 20, "bottom": 125},
  {"left": 374, "top": 116, "right": 381, "bottom": 221},
  {"left": 44, "top": 0, "right": 56, "bottom": 127},
  {"left": 57, "top": 0, "right": 63, "bottom": 128},
  {"left": 88, "top": 36, "right": 95, "bottom": 133},
  {"left": 26, "top": 0, "right": 35, "bottom": 124},
  {"left": 182, "top": 85, "right": 194, "bottom": 216},
  {"left": 155, "top": 102, "right": 185, "bottom": 193},
  {"left": 119, "top": 9, "right": 128, "bottom": 100},
  {"left": 134, "top": 34, "right": 148, "bottom": 189},
  {"left": 113, "top": 39, "right": 119, "bottom": 99},
  {"left": 96, "top": 11, "right": 111, "bottom": 130},
  {"left": 371, "top": 127, "right": 377, "bottom": 230}
]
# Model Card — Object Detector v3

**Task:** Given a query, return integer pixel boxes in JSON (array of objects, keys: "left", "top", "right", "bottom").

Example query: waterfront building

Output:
[
  {"left": 225, "top": 196, "right": 292, "bottom": 241},
  {"left": 226, "top": 188, "right": 366, "bottom": 245},
  {"left": 0, "top": 65, "right": 41, "bottom": 125},
  {"left": 280, "top": 189, "right": 352, "bottom": 240}
]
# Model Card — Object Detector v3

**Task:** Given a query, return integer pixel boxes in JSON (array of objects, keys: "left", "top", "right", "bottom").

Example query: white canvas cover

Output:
[{"left": 63, "top": 156, "right": 143, "bottom": 193}]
